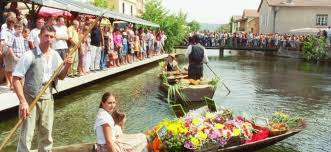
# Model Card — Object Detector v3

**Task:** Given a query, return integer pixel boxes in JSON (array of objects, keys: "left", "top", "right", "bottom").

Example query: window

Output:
[
  {"left": 122, "top": 3, "right": 125, "bottom": 14},
  {"left": 316, "top": 14, "right": 328, "bottom": 26}
]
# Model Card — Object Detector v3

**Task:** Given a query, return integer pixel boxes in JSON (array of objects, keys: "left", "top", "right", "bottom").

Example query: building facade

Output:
[
  {"left": 231, "top": 16, "right": 245, "bottom": 33},
  {"left": 242, "top": 9, "right": 260, "bottom": 33},
  {"left": 258, "top": 0, "right": 331, "bottom": 34},
  {"left": 107, "top": 0, "right": 144, "bottom": 16}
]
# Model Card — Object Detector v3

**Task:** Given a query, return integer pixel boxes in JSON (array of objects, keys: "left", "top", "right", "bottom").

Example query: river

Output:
[{"left": 0, "top": 50, "right": 330, "bottom": 152}]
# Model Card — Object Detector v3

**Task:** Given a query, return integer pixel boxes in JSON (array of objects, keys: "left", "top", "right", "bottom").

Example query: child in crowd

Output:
[
  {"left": 111, "top": 110, "right": 126, "bottom": 137},
  {"left": 122, "top": 32, "right": 129, "bottom": 65},
  {"left": 7, "top": 22, "right": 27, "bottom": 89},
  {"left": 134, "top": 35, "right": 141, "bottom": 60},
  {"left": 22, "top": 27, "right": 30, "bottom": 51},
  {"left": 78, "top": 26, "right": 89, "bottom": 76}
]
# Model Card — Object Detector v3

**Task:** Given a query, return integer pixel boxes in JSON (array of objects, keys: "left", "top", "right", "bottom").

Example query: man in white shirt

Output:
[
  {"left": 53, "top": 16, "right": 68, "bottom": 59},
  {"left": 185, "top": 34, "right": 208, "bottom": 80},
  {"left": 28, "top": 18, "right": 45, "bottom": 49},
  {"left": 13, "top": 25, "right": 73, "bottom": 152}
]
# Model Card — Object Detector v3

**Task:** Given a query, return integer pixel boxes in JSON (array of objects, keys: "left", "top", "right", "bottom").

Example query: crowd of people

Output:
[
  {"left": 0, "top": 2, "right": 165, "bottom": 152},
  {"left": 0, "top": 7, "right": 167, "bottom": 90},
  {"left": 185, "top": 29, "right": 331, "bottom": 50}
]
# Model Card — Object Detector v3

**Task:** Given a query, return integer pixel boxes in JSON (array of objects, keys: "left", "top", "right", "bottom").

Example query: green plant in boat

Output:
[
  {"left": 166, "top": 82, "right": 190, "bottom": 105},
  {"left": 208, "top": 77, "right": 222, "bottom": 90}
]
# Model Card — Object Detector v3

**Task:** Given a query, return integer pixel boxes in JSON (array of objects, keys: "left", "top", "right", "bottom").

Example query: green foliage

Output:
[
  {"left": 141, "top": 0, "right": 189, "bottom": 53},
  {"left": 94, "top": 0, "right": 108, "bottom": 8},
  {"left": 188, "top": 20, "right": 200, "bottom": 32},
  {"left": 217, "top": 24, "right": 231, "bottom": 33},
  {"left": 163, "top": 134, "right": 185, "bottom": 152},
  {"left": 208, "top": 77, "right": 221, "bottom": 90},
  {"left": 302, "top": 35, "right": 328, "bottom": 62}
]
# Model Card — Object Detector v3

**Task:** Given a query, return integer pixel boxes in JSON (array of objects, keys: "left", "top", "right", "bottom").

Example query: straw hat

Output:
[{"left": 169, "top": 53, "right": 176, "bottom": 59}]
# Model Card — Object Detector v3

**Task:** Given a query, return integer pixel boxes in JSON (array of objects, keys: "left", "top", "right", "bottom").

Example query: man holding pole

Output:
[
  {"left": 185, "top": 34, "right": 208, "bottom": 80},
  {"left": 12, "top": 25, "right": 73, "bottom": 152}
]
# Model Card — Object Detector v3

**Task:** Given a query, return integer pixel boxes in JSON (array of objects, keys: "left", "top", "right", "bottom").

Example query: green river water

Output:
[{"left": 1, "top": 50, "right": 331, "bottom": 152}]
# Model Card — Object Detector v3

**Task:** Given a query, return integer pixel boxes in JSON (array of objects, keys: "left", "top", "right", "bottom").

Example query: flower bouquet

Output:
[
  {"left": 147, "top": 107, "right": 305, "bottom": 152},
  {"left": 147, "top": 108, "right": 259, "bottom": 152}
]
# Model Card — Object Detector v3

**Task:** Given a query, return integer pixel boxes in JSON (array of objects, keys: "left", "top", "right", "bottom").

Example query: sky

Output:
[{"left": 162, "top": 0, "right": 261, "bottom": 24}]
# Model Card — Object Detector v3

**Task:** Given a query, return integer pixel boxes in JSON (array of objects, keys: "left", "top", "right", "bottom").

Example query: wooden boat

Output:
[
  {"left": 195, "top": 128, "right": 303, "bottom": 152},
  {"left": 31, "top": 143, "right": 95, "bottom": 152},
  {"left": 42, "top": 128, "right": 302, "bottom": 152},
  {"left": 160, "top": 82, "right": 216, "bottom": 102},
  {"left": 159, "top": 71, "right": 216, "bottom": 102}
]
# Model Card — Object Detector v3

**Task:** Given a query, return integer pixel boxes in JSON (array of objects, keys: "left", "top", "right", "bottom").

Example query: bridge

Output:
[{"left": 174, "top": 46, "right": 279, "bottom": 56}]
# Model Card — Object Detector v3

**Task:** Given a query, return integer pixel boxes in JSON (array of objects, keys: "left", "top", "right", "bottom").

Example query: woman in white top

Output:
[{"left": 94, "top": 92, "right": 147, "bottom": 152}]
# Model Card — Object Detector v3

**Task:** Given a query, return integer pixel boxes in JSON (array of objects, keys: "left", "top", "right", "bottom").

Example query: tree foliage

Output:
[
  {"left": 94, "top": 0, "right": 108, "bottom": 8},
  {"left": 141, "top": 0, "right": 189, "bottom": 52},
  {"left": 217, "top": 24, "right": 231, "bottom": 33},
  {"left": 187, "top": 20, "right": 200, "bottom": 32},
  {"left": 302, "top": 35, "right": 328, "bottom": 62}
]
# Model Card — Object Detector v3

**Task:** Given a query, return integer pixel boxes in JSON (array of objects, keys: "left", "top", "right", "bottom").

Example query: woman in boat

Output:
[
  {"left": 164, "top": 53, "right": 180, "bottom": 72},
  {"left": 94, "top": 92, "right": 148, "bottom": 152}
]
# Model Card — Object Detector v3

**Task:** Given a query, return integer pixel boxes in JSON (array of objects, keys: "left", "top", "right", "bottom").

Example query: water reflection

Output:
[{"left": 0, "top": 50, "right": 330, "bottom": 152}]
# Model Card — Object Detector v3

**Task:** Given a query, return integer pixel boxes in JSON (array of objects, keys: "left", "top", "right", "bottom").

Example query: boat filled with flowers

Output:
[{"left": 146, "top": 107, "right": 304, "bottom": 152}]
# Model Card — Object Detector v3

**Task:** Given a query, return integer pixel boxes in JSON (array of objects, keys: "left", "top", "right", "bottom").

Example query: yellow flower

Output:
[
  {"left": 215, "top": 123, "right": 224, "bottom": 129},
  {"left": 232, "top": 128, "right": 240, "bottom": 136},
  {"left": 205, "top": 112, "right": 214, "bottom": 119},
  {"left": 192, "top": 118, "right": 200, "bottom": 126},
  {"left": 190, "top": 137, "right": 200, "bottom": 147},
  {"left": 197, "top": 130, "right": 207, "bottom": 140}
]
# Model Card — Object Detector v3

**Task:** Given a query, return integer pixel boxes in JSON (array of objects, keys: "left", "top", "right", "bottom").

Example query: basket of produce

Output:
[{"left": 269, "top": 123, "right": 288, "bottom": 136}]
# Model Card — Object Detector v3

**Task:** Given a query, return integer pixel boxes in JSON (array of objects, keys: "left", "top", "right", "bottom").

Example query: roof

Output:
[
  {"left": 243, "top": 9, "right": 259, "bottom": 18},
  {"left": 258, "top": 0, "right": 331, "bottom": 11},
  {"left": 9, "top": 0, "right": 159, "bottom": 27}
]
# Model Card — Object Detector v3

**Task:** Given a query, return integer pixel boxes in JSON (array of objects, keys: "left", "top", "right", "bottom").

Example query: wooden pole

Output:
[
  {"left": 205, "top": 63, "right": 231, "bottom": 96},
  {"left": 0, "top": 13, "right": 105, "bottom": 152}
]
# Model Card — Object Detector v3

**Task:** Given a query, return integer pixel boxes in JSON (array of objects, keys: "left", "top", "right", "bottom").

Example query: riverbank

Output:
[{"left": 0, "top": 54, "right": 167, "bottom": 112}]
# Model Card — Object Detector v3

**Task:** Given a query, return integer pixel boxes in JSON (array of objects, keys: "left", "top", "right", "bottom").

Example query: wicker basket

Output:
[{"left": 269, "top": 129, "right": 288, "bottom": 136}]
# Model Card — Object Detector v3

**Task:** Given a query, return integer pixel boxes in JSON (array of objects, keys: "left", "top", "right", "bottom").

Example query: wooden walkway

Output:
[{"left": 0, "top": 54, "right": 167, "bottom": 112}]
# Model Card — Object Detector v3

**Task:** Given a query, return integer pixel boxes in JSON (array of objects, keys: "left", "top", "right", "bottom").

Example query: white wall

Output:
[{"left": 275, "top": 6, "right": 331, "bottom": 33}]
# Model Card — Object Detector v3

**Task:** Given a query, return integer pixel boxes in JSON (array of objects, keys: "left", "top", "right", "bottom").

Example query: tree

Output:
[
  {"left": 302, "top": 35, "right": 328, "bottom": 62},
  {"left": 94, "top": 0, "right": 108, "bottom": 8},
  {"left": 141, "top": 0, "right": 189, "bottom": 52},
  {"left": 187, "top": 20, "right": 200, "bottom": 32},
  {"left": 217, "top": 24, "right": 231, "bottom": 33}
]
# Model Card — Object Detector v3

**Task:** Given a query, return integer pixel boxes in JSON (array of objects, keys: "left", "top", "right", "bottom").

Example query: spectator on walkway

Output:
[
  {"left": 28, "top": 18, "right": 44, "bottom": 49},
  {"left": 7, "top": 22, "right": 27, "bottom": 88},
  {"left": 67, "top": 20, "right": 80, "bottom": 77},
  {"left": 78, "top": 25, "right": 89, "bottom": 76},
  {"left": 1, "top": 15, "right": 16, "bottom": 89},
  {"left": 326, "top": 26, "right": 331, "bottom": 45},
  {"left": 90, "top": 21, "right": 103, "bottom": 71},
  {"left": 113, "top": 28, "right": 122, "bottom": 66},
  {"left": 53, "top": 16, "right": 68, "bottom": 59}
]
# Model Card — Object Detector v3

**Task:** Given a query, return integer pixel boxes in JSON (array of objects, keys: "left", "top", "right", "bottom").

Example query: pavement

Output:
[{"left": 0, "top": 54, "right": 167, "bottom": 111}]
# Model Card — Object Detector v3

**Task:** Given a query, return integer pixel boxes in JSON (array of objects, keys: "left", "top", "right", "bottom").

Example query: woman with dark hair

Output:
[{"left": 94, "top": 92, "right": 147, "bottom": 152}]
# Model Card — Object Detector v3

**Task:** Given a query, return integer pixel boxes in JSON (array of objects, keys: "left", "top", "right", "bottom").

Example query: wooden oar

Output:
[
  {"left": 0, "top": 13, "right": 105, "bottom": 151},
  {"left": 205, "top": 63, "right": 231, "bottom": 96}
]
